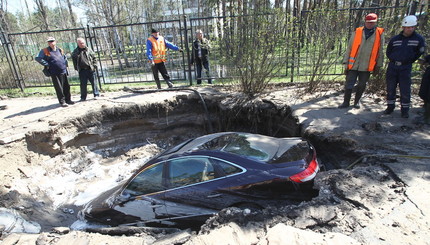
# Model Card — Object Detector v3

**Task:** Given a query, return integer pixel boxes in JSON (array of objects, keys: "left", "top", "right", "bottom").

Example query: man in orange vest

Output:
[
  {"left": 146, "top": 28, "right": 183, "bottom": 89},
  {"left": 339, "top": 13, "right": 384, "bottom": 109}
]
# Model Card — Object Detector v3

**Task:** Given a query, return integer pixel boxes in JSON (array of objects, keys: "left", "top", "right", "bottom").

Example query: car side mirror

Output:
[{"left": 115, "top": 193, "right": 135, "bottom": 205}]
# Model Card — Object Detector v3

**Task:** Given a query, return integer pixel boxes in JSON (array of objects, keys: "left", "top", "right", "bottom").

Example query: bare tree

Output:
[
  {"left": 221, "top": 8, "right": 289, "bottom": 97},
  {"left": 34, "top": 0, "right": 49, "bottom": 30},
  {"left": 0, "top": 0, "right": 10, "bottom": 31}
]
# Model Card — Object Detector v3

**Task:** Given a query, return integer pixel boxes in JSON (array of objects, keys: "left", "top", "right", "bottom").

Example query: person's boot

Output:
[
  {"left": 353, "top": 86, "right": 365, "bottom": 109},
  {"left": 166, "top": 80, "right": 173, "bottom": 88},
  {"left": 338, "top": 89, "right": 352, "bottom": 108},
  {"left": 155, "top": 80, "right": 161, "bottom": 89},
  {"left": 384, "top": 104, "right": 395, "bottom": 114},
  {"left": 401, "top": 107, "right": 409, "bottom": 118}
]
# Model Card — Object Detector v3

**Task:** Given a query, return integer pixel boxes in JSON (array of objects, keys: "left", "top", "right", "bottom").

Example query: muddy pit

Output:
[{"left": 0, "top": 89, "right": 422, "bottom": 244}]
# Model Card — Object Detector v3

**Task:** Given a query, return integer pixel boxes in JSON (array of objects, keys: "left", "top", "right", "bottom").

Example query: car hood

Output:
[{"left": 82, "top": 182, "right": 125, "bottom": 214}]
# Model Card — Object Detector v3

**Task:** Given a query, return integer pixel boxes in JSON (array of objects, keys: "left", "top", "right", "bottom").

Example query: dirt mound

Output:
[{"left": 1, "top": 86, "right": 429, "bottom": 244}]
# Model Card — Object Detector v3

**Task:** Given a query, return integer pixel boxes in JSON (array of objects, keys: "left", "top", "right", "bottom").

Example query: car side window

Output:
[
  {"left": 211, "top": 158, "right": 242, "bottom": 176},
  {"left": 169, "top": 157, "right": 215, "bottom": 188},
  {"left": 124, "top": 163, "right": 165, "bottom": 196}
]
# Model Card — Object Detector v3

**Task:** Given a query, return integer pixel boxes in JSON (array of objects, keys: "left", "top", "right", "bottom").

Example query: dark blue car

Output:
[{"left": 81, "top": 132, "right": 319, "bottom": 227}]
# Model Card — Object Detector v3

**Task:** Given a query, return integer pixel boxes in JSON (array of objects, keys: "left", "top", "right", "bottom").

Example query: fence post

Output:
[
  {"left": 183, "top": 15, "right": 193, "bottom": 86},
  {"left": 0, "top": 29, "right": 24, "bottom": 92}
]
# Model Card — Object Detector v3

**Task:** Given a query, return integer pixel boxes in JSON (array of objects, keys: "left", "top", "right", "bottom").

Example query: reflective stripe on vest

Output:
[
  {"left": 348, "top": 27, "right": 384, "bottom": 71},
  {"left": 148, "top": 36, "right": 166, "bottom": 63}
]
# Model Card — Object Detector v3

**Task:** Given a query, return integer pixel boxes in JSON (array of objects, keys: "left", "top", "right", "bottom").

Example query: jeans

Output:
[
  {"left": 79, "top": 69, "right": 99, "bottom": 100},
  {"left": 195, "top": 59, "right": 211, "bottom": 84}
]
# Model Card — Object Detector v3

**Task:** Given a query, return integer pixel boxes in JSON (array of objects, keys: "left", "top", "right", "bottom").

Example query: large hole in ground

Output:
[{"left": 3, "top": 90, "right": 358, "bottom": 234}]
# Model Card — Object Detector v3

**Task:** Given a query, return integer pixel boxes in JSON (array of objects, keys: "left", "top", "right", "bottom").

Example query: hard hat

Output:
[
  {"left": 365, "top": 13, "right": 378, "bottom": 22},
  {"left": 46, "top": 37, "right": 56, "bottom": 42},
  {"left": 402, "top": 15, "right": 418, "bottom": 27}
]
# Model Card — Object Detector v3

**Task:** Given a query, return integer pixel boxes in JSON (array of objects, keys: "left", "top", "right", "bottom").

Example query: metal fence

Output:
[{"left": 0, "top": 4, "right": 428, "bottom": 91}]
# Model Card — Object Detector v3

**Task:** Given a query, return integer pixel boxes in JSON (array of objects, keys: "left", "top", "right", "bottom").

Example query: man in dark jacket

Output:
[
  {"left": 191, "top": 30, "right": 212, "bottom": 84},
  {"left": 35, "top": 37, "right": 73, "bottom": 107},
  {"left": 385, "top": 15, "right": 426, "bottom": 118},
  {"left": 72, "top": 38, "right": 99, "bottom": 101}
]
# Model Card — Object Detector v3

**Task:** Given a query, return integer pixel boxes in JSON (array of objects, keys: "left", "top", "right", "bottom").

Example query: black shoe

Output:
[
  {"left": 353, "top": 103, "right": 360, "bottom": 109},
  {"left": 338, "top": 102, "right": 350, "bottom": 108},
  {"left": 167, "top": 82, "right": 173, "bottom": 88},
  {"left": 60, "top": 103, "right": 68, "bottom": 107},
  {"left": 79, "top": 99, "right": 86, "bottom": 102},
  {"left": 66, "top": 101, "right": 75, "bottom": 105},
  {"left": 401, "top": 112, "right": 409, "bottom": 118},
  {"left": 384, "top": 107, "right": 394, "bottom": 114}
]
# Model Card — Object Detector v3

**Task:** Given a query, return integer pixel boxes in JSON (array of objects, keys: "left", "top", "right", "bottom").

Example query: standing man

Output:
[
  {"left": 146, "top": 28, "right": 183, "bottom": 89},
  {"left": 339, "top": 13, "right": 384, "bottom": 109},
  {"left": 35, "top": 37, "right": 73, "bottom": 107},
  {"left": 191, "top": 29, "right": 212, "bottom": 84},
  {"left": 72, "top": 37, "right": 100, "bottom": 101},
  {"left": 385, "top": 15, "right": 426, "bottom": 118}
]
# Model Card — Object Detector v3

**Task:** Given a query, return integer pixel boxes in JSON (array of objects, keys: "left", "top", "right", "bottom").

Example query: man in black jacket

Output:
[
  {"left": 385, "top": 15, "right": 426, "bottom": 118},
  {"left": 191, "top": 30, "right": 212, "bottom": 84},
  {"left": 72, "top": 38, "right": 99, "bottom": 101}
]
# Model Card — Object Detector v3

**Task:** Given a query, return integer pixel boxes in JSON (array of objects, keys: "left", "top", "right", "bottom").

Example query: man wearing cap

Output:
[
  {"left": 35, "top": 37, "right": 73, "bottom": 107},
  {"left": 385, "top": 15, "right": 426, "bottom": 118},
  {"left": 191, "top": 30, "right": 212, "bottom": 85},
  {"left": 146, "top": 28, "right": 183, "bottom": 89},
  {"left": 339, "top": 13, "right": 384, "bottom": 109}
]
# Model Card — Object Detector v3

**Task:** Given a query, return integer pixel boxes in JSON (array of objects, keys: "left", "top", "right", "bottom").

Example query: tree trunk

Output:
[{"left": 66, "top": 0, "right": 77, "bottom": 27}]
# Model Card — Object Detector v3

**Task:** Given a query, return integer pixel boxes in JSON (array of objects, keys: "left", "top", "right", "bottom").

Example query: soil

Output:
[{"left": 0, "top": 84, "right": 429, "bottom": 245}]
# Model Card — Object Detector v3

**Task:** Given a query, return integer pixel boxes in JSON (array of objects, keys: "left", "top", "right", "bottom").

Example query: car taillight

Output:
[{"left": 289, "top": 157, "right": 319, "bottom": 183}]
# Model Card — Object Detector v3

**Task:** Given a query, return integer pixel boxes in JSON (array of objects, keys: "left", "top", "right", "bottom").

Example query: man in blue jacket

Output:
[
  {"left": 385, "top": 15, "right": 426, "bottom": 118},
  {"left": 35, "top": 37, "right": 73, "bottom": 107}
]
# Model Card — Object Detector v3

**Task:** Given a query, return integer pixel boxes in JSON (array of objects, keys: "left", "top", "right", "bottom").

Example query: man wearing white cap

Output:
[
  {"left": 385, "top": 15, "right": 426, "bottom": 118},
  {"left": 35, "top": 37, "right": 73, "bottom": 107},
  {"left": 339, "top": 13, "right": 384, "bottom": 109}
]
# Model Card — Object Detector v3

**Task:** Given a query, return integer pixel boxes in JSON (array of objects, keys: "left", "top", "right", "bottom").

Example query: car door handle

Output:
[{"left": 207, "top": 194, "right": 222, "bottom": 198}]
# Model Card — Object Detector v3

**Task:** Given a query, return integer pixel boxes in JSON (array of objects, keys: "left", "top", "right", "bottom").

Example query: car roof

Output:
[{"left": 159, "top": 132, "right": 304, "bottom": 163}]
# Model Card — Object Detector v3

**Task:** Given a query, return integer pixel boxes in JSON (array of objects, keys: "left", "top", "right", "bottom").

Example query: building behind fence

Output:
[{"left": 0, "top": 4, "right": 428, "bottom": 91}]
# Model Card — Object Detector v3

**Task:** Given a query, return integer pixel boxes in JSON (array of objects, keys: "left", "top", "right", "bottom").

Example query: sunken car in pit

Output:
[{"left": 81, "top": 132, "right": 319, "bottom": 227}]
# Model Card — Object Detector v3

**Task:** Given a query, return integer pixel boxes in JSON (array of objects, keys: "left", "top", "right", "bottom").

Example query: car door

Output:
[
  {"left": 113, "top": 162, "right": 168, "bottom": 224},
  {"left": 162, "top": 156, "right": 245, "bottom": 221}
]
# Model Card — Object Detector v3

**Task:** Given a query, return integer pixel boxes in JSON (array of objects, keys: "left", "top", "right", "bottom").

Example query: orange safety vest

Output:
[
  {"left": 148, "top": 36, "right": 167, "bottom": 64},
  {"left": 347, "top": 27, "right": 384, "bottom": 71}
]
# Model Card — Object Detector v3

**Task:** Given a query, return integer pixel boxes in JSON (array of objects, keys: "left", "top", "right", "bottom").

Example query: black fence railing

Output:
[{"left": 0, "top": 4, "right": 428, "bottom": 90}]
